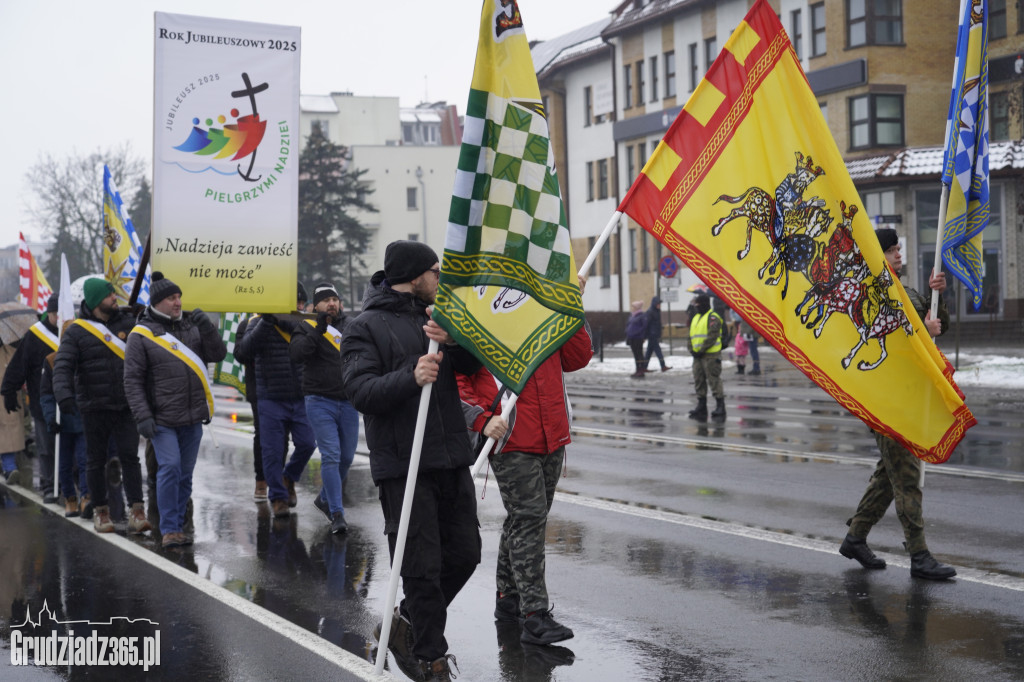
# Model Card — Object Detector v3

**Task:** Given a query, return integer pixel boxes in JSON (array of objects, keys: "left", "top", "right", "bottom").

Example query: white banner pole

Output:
[
  {"left": 578, "top": 211, "right": 622, "bottom": 279},
  {"left": 469, "top": 393, "right": 520, "bottom": 479}
]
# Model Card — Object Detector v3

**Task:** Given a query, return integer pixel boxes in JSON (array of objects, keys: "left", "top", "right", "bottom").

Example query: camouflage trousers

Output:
[
  {"left": 490, "top": 447, "right": 564, "bottom": 615},
  {"left": 692, "top": 353, "right": 724, "bottom": 399},
  {"left": 847, "top": 432, "right": 927, "bottom": 554}
]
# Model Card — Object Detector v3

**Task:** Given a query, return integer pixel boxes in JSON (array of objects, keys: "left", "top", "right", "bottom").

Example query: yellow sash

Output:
[
  {"left": 130, "top": 326, "right": 215, "bottom": 419},
  {"left": 303, "top": 319, "right": 342, "bottom": 351},
  {"left": 29, "top": 322, "right": 59, "bottom": 352},
  {"left": 74, "top": 319, "right": 126, "bottom": 359}
]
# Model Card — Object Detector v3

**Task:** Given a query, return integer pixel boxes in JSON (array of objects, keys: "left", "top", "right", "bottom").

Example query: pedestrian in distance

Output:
[
  {"left": 124, "top": 272, "right": 227, "bottom": 549},
  {"left": 732, "top": 322, "right": 749, "bottom": 374},
  {"left": 459, "top": 275, "right": 593, "bottom": 647},
  {"left": 52, "top": 278, "right": 151, "bottom": 535},
  {"left": 738, "top": 318, "right": 761, "bottom": 375},
  {"left": 0, "top": 337, "right": 26, "bottom": 487},
  {"left": 342, "top": 240, "right": 482, "bottom": 682},
  {"left": 687, "top": 292, "right": 726, "bottom": 421},
  {"left": 289, "top": 282, "right": 358, "bottom": 535},
  {"left": 235, "top": 282, "right": 318, "bottom": 520},
  {"left": 839, "top": 228, "right": 957, "bottom": 580},
  {"left": 643, "top": 296, "right": 672, "bottom": 372},
  {"left": 625, "top": 300, "right": 647, "bottom": 379}
]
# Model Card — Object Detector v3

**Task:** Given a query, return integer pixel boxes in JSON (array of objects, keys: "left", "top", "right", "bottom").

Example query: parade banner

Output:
[
  {"left": 18, "top": 233, "right": 53, "bottom": 313},
  {"left": 153, "top": 13, "right": 300, "bottom": 312},
  {"left": 617, "top": 0, "right": 975, "bottom": 463},
  {"left": 103, "top": 165, "right": 151, "bottom": 306}
]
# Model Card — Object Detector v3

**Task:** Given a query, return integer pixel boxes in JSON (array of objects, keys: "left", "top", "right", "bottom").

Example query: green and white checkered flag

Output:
[{"left": 213, "top": 312, "right": 246, "bottom": 395}]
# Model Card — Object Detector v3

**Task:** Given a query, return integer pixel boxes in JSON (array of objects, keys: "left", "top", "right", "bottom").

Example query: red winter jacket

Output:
[{"left": 458, "top": 325, "right": 593, "bottom": 455}]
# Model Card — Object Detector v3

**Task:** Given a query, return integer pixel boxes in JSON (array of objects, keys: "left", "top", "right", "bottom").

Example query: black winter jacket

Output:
[
  {"left": 289, "top": 314, "right": 349, "bottom": 401},
  {"left": 232, "top": 316, "right": 257, "bottom": 403},
  {"left": 123, "top": 308, "right": 227, "bottom": 427},
  {"left": 340, "top": 272, "right": 481, "bottom": 484},
  {"left": 1, "top": 318, "right": 59, "bottom": 421},
  {"left": 52, "top": 302, "right": 136, "bottom": 412},
  {"left": 234, "top": 315, "right": 304, "bottom": 402}
]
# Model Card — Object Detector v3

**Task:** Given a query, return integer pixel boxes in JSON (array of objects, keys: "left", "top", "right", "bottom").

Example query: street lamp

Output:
[{"left": 415, "top": 166, "right": 427, "bottom": 245}]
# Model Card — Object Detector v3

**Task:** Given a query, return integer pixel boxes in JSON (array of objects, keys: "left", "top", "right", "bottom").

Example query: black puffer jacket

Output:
[
  {"left": 1, "top": 318, "right": 59, "bottom": 421},
  {"left": 234, "top": 315, "right": 304, "bottom": 402},
  {"left": 341, "top": 272, "right": 481, "bottom": 484},
  {"left": 52, "top": 302, "right": 136, "bottom": 412},
  {"left": 289, "top": 314, "right": 349, "bottom": 400},
  {"left": 124, "top": 308, "right": 227, "bottom": 427}
]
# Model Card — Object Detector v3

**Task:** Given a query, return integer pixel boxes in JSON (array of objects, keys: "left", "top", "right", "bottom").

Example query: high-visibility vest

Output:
[{"left": 689, "top": 311, "right": 722, "bottom": 353}]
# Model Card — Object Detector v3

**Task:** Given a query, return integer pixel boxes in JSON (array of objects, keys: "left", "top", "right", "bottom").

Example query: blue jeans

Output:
[
  {"left": 57, "top": 431, "right": 88, "bottom": 499},
  {"left": 644, "top": 338, "right": 666, "bottom": 369},
  {"left": 2, "top": 452, "right": 17, "bottom": 473},
  {"left": 304, "top": 395, "right": 359, "bottom": 515},
  {"left": 259, "top": 399, "right": 316, "bottom": 504},
  {"left": 151, "top": 423, "right": 203, "bottom": 535}
]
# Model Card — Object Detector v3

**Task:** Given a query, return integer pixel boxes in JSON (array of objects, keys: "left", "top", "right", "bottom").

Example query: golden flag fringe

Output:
[{"left": 617, "top": 0, "right": 975, "bottom": 463}]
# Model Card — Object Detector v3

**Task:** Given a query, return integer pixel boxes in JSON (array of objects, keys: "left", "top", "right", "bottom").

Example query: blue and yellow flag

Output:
[
  {"left": 941, "top": 0, "right": 989, "bottom": 309},
  {"left": 617, "top": 0, "right": 975, "bottom": 463},
  {"left": 432, "top": 0, "right": 584, "bottom": 395},
  {"left": 103, "top": 165, "right": 150, "bottom": 306}
]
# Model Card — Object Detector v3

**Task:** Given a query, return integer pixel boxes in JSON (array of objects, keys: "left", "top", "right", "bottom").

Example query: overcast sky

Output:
[{"left": 0, "top": 0, "right": 612, "bottom": 249}]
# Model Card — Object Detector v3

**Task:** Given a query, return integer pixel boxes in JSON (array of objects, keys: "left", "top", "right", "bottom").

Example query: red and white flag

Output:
[{"left": 18, "top": 233, "right": 53, "bottom": 313}]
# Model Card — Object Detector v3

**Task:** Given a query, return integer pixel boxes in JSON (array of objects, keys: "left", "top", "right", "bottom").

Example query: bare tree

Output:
[{"left": 25, "top": 144, "right": 146, "bottom": 282}]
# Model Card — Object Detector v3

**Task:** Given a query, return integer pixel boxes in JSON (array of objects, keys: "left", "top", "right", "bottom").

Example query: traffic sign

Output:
[{"left": 658, "top": 255, "right": 679, "bottom": 279}]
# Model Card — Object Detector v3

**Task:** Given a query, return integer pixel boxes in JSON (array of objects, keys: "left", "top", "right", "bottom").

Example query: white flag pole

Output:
[
  {"left": 469, "top": 393, "right": 520, "bottom": 479},
  {"left": 53, "top": 255, "right": 74, "bottom": 500},
  {"left": 929, "top": 184, "right": 950, "bottom": 320},
  {"left": 374, "top": 338, "right": 439, "bottom": 676},
  {"left": 578, "top": 211, "right": 623, "bottom": 279}
]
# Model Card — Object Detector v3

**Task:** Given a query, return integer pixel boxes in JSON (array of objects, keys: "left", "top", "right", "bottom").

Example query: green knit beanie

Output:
[{"left": 83, "top": 278, "right": 115, "bottom": 310}]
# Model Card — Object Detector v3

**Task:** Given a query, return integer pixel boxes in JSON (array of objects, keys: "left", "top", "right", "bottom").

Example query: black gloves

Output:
[
  {"left": 315, "top": 311, "right": 330, "bottom": 333},
  {"left": 46, "top": 420, "right": 60, "bottom": 435},
  {"left": 2, "top": 392, "right": 18, "bottom": 414},
  {"left": 260, "top": 313, "right": 278, "bottom": 327},
  {"left": 191, "top": 308, "right": 216, "bottom": 332},
  {"left": 137, "top": 417, "right": 156, "bottom": 440},
  {"left": 59, "top": 398, "right": 76, "bottom": 415}
]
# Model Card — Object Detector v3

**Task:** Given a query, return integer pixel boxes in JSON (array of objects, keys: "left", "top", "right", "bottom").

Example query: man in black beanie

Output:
[
  {"left": 839, "top": 228, "right": 957, "bottom": 580},
  {"left": 342, "top": 240, "right": 482, "bottom": 680},
  {"left": 2, "top": 293, "right": 61, "bottom": 501}
]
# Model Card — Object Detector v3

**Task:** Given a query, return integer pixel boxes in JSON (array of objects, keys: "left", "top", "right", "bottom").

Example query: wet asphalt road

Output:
[{"left": 1, "top": 345, "right": 1022, "bottom": 681}]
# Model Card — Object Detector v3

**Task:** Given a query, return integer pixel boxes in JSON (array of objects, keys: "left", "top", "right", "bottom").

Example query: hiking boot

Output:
[
  {"left": 373, "top": 608, "right": 418, "bottom": 681},
  {"left": 910, "top": 550, "right": 957, "bottom": 580},
  {"left": 93, "top": 505, "right": 115, "bottom": 533},
  {"left": 253, "top": 480, "right": 268, "bottom": 502},
  {"left": 330, "top": 511, "right": 348, "bottom": 534},
  {"left": 494, "top": 591, "right": 522, "bottom": 623},
  {"left": 271, "top": 499, "right": 291, "bottom": 519},
  {"left": 750, "top": 366, "right": 761, "bottom": 375},
  {"left": 65, "top": 496, "right": 80, "bottom": 518},
  {"left": 162, "top": 532, "right": 186, "bottom": 549},
  {"left": 106, "top": 457, "right": 122, "bottom": 488},
  {"left": 80, "top": 495, "right": 92, "bottom": 518},
  {"left": 688, "top": 398, "right": 707, "bottom": 421},
  {"left": 839, "top": 534, "right": 886, "bottom": 569},
  {"left": 283, "top": 475, "right": 297, "bottom": 507},
  {"left": 711, "top": 398, "right": 727, "bottom": 420},
  {"left": 127, "top": 502, "right": 152, "bottom": 534},
  {"left": 420, "top": 654, "right": 459, "bottom": 681},
  {"left": 313, "top": 495, "right": 332, "bottom": 523},
  {"left": 521, "top": 607, "right": 574, "bottom": 645}
]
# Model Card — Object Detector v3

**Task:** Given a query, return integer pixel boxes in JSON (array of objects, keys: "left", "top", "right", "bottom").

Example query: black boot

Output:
[
  {"left": 839, "top": 534, "right": 886, "bottom": 569},
  {"left": 750, "top": 364, "right": 761, "bottom": 375},
  {"left": 710, "top": 398, "right": 726, "bottom": 420},
  {"left": 910, "top": 550, "right": 957, "bottom": 580},
  {"left": 737, "top": 365, "right": 745, "bottom": 375},
  {"left": 630, "top": 362, "right": 645, "bottom": 379},
  {"left": 688, "top": 397, "right": 708, "bottom": 420}
]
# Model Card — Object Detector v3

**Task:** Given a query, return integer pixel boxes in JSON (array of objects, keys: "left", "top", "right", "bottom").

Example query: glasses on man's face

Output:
[{"left": 428, "top": 268, "right": 441, "bottom": 278}]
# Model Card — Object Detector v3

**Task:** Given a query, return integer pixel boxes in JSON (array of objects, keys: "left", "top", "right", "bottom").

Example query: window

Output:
[
  {"left": 626, "top": 144, "right": 635, "bottom": 182},
  {"left": 584, "top": 86, "right": 593, "bottom": 127},
  {"left": 811, "top": 3, "right": 827, "bottom": 57},
  {"left": 990, "top": 0, "right": 1006, "bottom": 39},
  {"left": 598, "top": 159, "right": 609, "bottom": 200},
  {"left": 586, "top": 161, "right": 595, "bottom": 201},
  {"left": 650, "top": 56, "right": 659, "bottom": 102},
  {"left": 629, "top": 229, "right": 637, "bottom": 272},
  {"left": 790, "top": 9, "right": 803, "bottom": 60},
  {"left": 636, "top": 61, "right": 645, "bottom": 107},
  {"left": 623, "top": 65, "right": 633, "bottom": 110},
  {"left": 403, "top": 123, "right": 415, "bottom": 143},
  {"left": 847, "top": 0, "right": 902, "bottom": 47},
  {"left": 820, "top": 101, "right": 829, "bottom": 123},
  {"left": 849, "top": 94, "right": 903, "bottom": 148},
  {"left": 862, "top": 188, "right": 896, "bottom": 220},
  {"left": 406, "top": 187, "right": 418, "bottom": 209},
  {"left": 704, "top": 37, "right": 717, "bottom": 72},
  {"left": 688, "top": 43, "right": 699, "bottom": 91},
  {"left": 311, "top": 119, "right": 329, "bottom": 138},
  {"left": 641, "top": 229, "right": 650, "bottom": 272},
  {"left": 991, "top": 91, "right": 1009, "bottom": 141},
  {"left": 638, "top": 141, "right": 647, "bottom": 167},
  {"left": 664, "top": 51, "right": 676, "bottom": 98},
  {"left": 600, "top": 240, "right": 612, "bottom": 288}
]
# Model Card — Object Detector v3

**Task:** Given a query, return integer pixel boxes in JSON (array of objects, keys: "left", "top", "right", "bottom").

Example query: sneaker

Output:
[
  {"left": 253, "top": 480, "right": 268, "bottom": 502},
  {"left": 271, "top": 499, "right": 291, "bottom": 519},
  {"left": 65, "top": 496, "right": 80, "bottom": 518},
  {"left": 43, "top": 491, "right": 59, "bottom": 504},
  {"left": 373, "top": 608, "right": 419, "bottom": 681},
  {"left": 330, "top": 511, "right": 348, "bottom": 534},
  {"left": 313, "top": 495, "right": 332, "bottom": 523},
  {"left": 127, "top": 503, "right": 152, "bottom": 534},
  {"left": 420, "top": 654, "right": 458, "bottom": 681},
  {"left": 3, "top": 469, "right": 20, "bottom": 486},
  {"left": 283, "top": 475, "right": 297, "bottom": 507},
  {"left": 162, "top": 532, "right": 186, "bottom": 549},
  {"left": 494, "top": 591, "right": 522, "bottom": 623},
  {"left": 93, "top": 505, "right": 115, "bottom": 533},
  {"left": 521, "top": 607, "right": 573, "bottom": 646}
]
